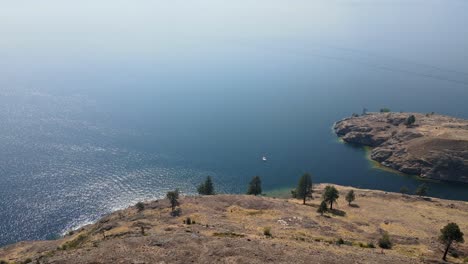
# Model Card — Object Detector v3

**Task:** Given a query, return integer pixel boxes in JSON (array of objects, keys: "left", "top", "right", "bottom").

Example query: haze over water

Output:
[{"left": 1, "top": 0, "right": 468, "bottom": 246}]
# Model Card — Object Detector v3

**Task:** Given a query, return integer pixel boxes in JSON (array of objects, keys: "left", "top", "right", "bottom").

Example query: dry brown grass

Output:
[{"left": 1, "top": 184, "right": 467, "bottom": 263}]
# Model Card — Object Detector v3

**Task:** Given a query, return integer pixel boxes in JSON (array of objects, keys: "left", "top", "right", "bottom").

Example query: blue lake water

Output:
[{"left": 1, "top": 0, "right": 468, "bottom": 246}]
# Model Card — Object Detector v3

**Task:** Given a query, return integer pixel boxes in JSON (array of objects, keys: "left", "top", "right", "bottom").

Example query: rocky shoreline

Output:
[{"left": 334, "top": 112, "right": 468, "bottom": 183}]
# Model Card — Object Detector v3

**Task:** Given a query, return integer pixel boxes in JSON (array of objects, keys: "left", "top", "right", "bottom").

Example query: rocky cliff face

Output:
[{"left": 334, "top": 113, "right": 468, "bottom": 183}]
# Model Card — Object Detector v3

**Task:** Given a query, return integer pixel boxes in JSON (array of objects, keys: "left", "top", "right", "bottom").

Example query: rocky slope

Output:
[
  {"left": 334, "top": 112, "right": 468, "bottom": 183},
  {"left": 1, "top": 185, "right": 467, "bottom": 264}
]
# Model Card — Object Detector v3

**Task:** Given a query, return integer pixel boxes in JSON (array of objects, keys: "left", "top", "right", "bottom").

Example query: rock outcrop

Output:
[{"left": 334, "top": 112, "right": 468, "bottom": 183}]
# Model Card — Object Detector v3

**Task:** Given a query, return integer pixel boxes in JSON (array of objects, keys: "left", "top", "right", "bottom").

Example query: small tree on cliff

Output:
[
  {"left": 317, "top": 201, "right": 328, "bottom": 216},
  {"left": 345, "top": 190, "right": 356, "bottom": 206},
  {"left": 323, "top": 185, "right": 339, "bottom": 210},
  {"left": 247, "top": 176, "right": 262, "bottom": 196},
  {"left": 166, "top": 189, "right": 180, "bottom": 212},
  {"left": 439, "top": 222, "right": 464, "bottom": 261},
  {"left": 294, "top": 173, "right": 313, "bottom": 205},
  {"left": 197, "top": 176, "right": 215, "bottom": 195},
  {"left": 405, "top": 115, "right": 416, "bottom": 126},
  {"left": 135, "top": 202, "right": 145, "bottom": 212}
]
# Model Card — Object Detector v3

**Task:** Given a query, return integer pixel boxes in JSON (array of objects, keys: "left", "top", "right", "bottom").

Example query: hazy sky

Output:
[{"left": 1, "top": 0, "right": 467, "bottom": 74}]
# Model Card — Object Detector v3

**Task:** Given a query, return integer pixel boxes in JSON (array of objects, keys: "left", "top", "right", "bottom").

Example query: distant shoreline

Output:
[{"left": 334, "top": 112, "right": 468, "bottom": 183}]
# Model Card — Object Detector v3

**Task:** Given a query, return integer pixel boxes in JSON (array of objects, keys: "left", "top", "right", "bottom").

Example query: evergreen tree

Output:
[
  {"left": 317, "top": 200, "right": 328, "bottom": 216},
  {"left": 415, "top": 183, "right": 428, "bottom": 197},
  {"left": 295, "top": 173, "right": 313, "bottom": 205},
  {"left": 439, "top": 223, "right": 464, "bottom": 261},
  {"left": 345, "top": 190, "right": 355, "bottom": 206},
  {"left": 323, "top": 185, "right": 339, "bottom": 210},
  {"left": 166, "top": 189, "right": 180, "bottom": 212},
  {"left": 247, "top": 176, "right": 262, "bottom": 196},
  {"left": 135, "top": 202, "right": 145, "bottom": 212},
  {"left": 197, "top": 176, "right": 215, "bottom": 195},
  {"left": 405, "top": 115, "right": 416, "bottom": 126}
]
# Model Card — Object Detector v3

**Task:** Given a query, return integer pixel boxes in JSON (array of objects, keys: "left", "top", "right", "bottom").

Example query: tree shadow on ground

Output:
[
  {"left": 349, "top": 204, "right": 360, "bottom": 208},
  {"left": 330, "top": 209, "right": 346, "bottom": 217}
]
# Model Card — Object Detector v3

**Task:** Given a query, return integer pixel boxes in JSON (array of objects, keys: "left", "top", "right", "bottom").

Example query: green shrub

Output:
[
  {"left": 186, "top": 217, "right": 192, "bottom": 225},
  {"left": 358, "top": 242, "right": 376, "bottom": 248},
  {"left": 378, "top": 232, "right": 392, "bottom": 249},
  {"left": 212, "top": 232, "right": 245, "bottom": 238},
  {"left": 135, "top": 202, "right": 145, "bottom": 212},
  {"left": 22, "top": 259, "right": 32, "bottom": 264},
  {"left": 336, "top": 238, "right": 344, "bottom": 245},
  {"left": 60, "top": 234, "right": 88, "bottom": 250},
  {"left": 263, "top": 227, "right": 272, "bottom": 237},
  {"left": 380, "top": 108, "right": 391, "bottom": 113}
]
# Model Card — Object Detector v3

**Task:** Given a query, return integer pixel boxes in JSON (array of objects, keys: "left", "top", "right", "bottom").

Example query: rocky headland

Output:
[{"left": 334, "top": 112, "right": 468, "bottom": 183}]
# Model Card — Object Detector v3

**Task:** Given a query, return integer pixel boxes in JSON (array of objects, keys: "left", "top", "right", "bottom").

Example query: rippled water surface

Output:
[{"left": 1, "top": 0, "right": 468, "bottom": 246}]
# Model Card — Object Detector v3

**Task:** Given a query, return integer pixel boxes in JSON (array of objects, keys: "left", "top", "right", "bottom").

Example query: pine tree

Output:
[
  {"left": 439, "top": 223, "right": 464, "bottom": 261},
  {"left": 323, "top": 185, "right": 339, "bottom": 210},
  {"left": 317, "top": 200, "right": 328, "bottom": 216},
  {"left": 405, "top": 115, "right": 416, "bottom": 126},
  {"left": 247, "top": 176, "right": 262, "bottom": 196},
  {"left": 197, "top": 176, "right": 215, "bottom": 195},
  {"left": 345, "top": 190, "right": 355, "bottom": 206},
  {"left": 295, "top": 173, "right": 313, "bottom": 205},
  {"left": 166, "top": 189, "right": 180, "bottom": 212}
]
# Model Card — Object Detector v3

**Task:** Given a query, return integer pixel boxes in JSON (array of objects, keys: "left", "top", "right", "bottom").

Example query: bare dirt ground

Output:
[{"left": 1, "top": 184, "right": 467, "bottom": 264}]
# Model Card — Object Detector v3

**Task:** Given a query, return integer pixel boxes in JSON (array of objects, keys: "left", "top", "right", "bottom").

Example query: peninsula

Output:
[{"left": 334, "top": 112, "right": 468, "bottom": 183}]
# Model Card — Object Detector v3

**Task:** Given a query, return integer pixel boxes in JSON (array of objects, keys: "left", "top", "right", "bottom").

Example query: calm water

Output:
[{"left": 1, "top": 0, "right": 468, "bottom": 246}]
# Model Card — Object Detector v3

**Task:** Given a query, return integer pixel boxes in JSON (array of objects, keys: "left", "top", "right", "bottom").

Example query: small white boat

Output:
[{"left": 262, "top": 156, "right": 267, "bottom": 162}]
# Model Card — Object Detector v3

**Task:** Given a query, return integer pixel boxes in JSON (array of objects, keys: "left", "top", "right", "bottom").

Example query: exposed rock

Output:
[{"left": 335, "top": 112, "right": 468, "bottom": 183}]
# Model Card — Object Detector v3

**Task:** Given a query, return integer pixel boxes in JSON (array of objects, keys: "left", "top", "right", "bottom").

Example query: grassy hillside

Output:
[{"left": 1, "top": 184, "right": 467, "bottom": 263}]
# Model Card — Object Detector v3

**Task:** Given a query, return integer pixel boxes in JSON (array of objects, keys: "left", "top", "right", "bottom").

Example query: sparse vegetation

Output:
[
  {"left": 166, "top": 189, "right": 180, "bottom": 212},
  {"left": 358, "top": 242, "right": 375, "bottom": 248},
  {"left": 405, "top": 115, "right": 416, "bottom": 126},
  {"left": 263, "top": 227, "right": 272, "bottom": 237},
  {"left": 59, "top": 234, "right": 88, "bottom": 250},
  {"left": 317, "top": 200, "right": 328, "bottom": 215},
  {"left": 380, "top": 108, "right": 391, "bottom": 113},
  {"left": 294, "top": 173, "right": 313, "bottom": 204},
  {"left": 345, "top": 190, "right": 355, "bottom": 205},
  {"left": 185, "top": 217, "right": 192, "bottom": 225},
  {"left": 197, "top": 176, "right": 215, "bottom": 195},
  {"left": 415, "top": 183, "right": 428, "bottom": 197},
  {"left": 439, "top": 222, "right": 464, "bottom": 261},
  {"left": 135, "top": 202, "right": 145, "bottom": 212},
  {"left": 378, "top": 232, "right": 392, "bottom": 249},
  {"left": 213, "top": 232, "right": 245, "bottom": 238},
  {"left": 247, "top": 176, "right": 262, "bottom": 196},
  {"left": 323, "top": 185, "right": 339, "bottom": 210}
]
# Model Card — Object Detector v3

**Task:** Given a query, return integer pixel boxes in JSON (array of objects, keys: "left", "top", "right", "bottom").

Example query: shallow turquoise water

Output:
[{"left": 0, "top": 0, "right": 468, "bottom": 246}]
